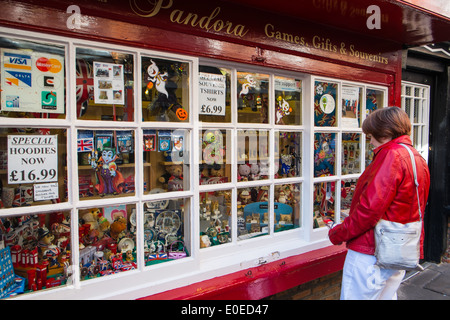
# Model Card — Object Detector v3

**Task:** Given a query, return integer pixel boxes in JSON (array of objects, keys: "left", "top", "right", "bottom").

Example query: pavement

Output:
[{"left": 398, "top": 262, "right": 450, "bottom": 300}]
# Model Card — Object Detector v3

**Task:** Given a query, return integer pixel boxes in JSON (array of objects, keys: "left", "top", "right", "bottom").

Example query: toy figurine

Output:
[{"left": 91, "top": 148, "right": 125, "bottom": 196}]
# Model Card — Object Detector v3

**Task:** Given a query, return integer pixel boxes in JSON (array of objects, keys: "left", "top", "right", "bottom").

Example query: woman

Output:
[{"left": 328, "top": 107, "right": 430, "bottom": 300}]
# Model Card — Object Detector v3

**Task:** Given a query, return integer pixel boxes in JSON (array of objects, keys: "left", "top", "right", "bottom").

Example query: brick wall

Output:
[{"left": 263, "top": 270, "right": 343, "bottom": 300}]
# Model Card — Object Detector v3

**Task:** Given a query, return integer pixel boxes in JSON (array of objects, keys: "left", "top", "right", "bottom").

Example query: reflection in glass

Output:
[
  {"left": 237, "top": 130, "right": 269, "bottom": 181},
  {"left": 200, "top": 129, "right": 231, "bottom": 185}
]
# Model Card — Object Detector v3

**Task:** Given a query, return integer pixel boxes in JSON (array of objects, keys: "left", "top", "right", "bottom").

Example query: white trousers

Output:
[{"left": 340, "top": 249, "right": 405, "bottom": 300}]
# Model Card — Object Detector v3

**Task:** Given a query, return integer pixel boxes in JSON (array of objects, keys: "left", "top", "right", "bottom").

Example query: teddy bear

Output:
[
  {"left": 110, "top": 216, "right": 127, "bottom": 240},
  {"left": 168, "top": 164, "right": 183, "bottom": 191},
  {"left": 238, "top": 163, "right": 250, "bottom": 181}
]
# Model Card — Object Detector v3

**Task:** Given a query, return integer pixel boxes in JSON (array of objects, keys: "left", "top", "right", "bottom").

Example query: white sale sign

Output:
[{"left": 7, "top": 134, "right": 58, "bottom": 184}]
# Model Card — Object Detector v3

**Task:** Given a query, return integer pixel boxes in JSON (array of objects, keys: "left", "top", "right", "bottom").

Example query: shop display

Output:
[
  {"left": 276, "top": 131, "right": 302, "bottom": 178},
  {"left": 314, "top": 81, "right": 337, "bottom": 127},
  {"left": 143, "top": 199, "right": 188, "bottom": 264},
  {"left": 0, "top": 211, "right": 71, "bottom": 298},
  {"left": 77, "top": 130, "right": 135, "bottom": 199},
  {"left": 313, "top": 182, "right": 335, "bottom": 228},
  {"left": 237, "top": 72, "right": 269, "bottom": 124},
  {"left": 237, "top": 130, "right": 269, "bottom": 181},
  {"left": 142, "top": 57, "right": 189, "bottom": 122},
  {"left": 199, "top": 191, "right": 231, "bottom": 248},
  {"left": 341, "top": 179, "right": 357, "bottom": 222},
  {"left": 76, "top": 48, "right": 135, "bottom": 122},
  {"left": 314, "top": 133, "right": 336, "bottom": 177},
  {"left": 342, "top": 133, "right": 361, "bottom": 175},
  {"left": 274, "top": 76, "right": 302, "bottom": 126},
  {"left": 341, "top": 86, "right": 361, "bottom": 128}
]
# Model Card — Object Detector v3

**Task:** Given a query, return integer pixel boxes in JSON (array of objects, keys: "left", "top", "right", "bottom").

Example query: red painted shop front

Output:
[{"left": 0, "top": 0, "right": 448, "bottom": 300}]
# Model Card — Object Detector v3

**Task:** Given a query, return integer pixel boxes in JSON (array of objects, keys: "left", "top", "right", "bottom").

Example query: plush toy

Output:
[
  {"left": 81, "top": 208, "right": 101, "bottom": 230},
  {"left": 168, "top": 164, "right": 183, "bottom": 191},
  {"left": 250, "top": 163, "right": 259, "bottom": 180},
  {"left": 238, "top": 164, "right": 250, "bottom": 181},
  {"left": 110, "top": 217, "right": 127, "bottom": 240}
]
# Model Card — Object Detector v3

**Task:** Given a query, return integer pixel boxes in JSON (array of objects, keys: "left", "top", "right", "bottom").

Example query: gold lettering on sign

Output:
[{"left": 129, "top": 0, "right": 248, "bottom": 38}]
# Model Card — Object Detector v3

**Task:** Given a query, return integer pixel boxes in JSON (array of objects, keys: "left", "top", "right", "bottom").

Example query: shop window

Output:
[
  {"left": 76, "top": 47, "right": 134, "bottom": 121},
  {"left": 365, "top": 135, "right": 375, "bottom": 167},
  {"left": 143, "top": 129, "right": 190, "bottom": 194},
  {"left": 199, "top": 190, "right": 232, "bottom": 248},
  {"left": 341, "top": 85, "right": 362, "bottom": 128},
  {"left": 0, "top": 37, "right": 66, "bottom": 119},
  {"left": 237, "top": 71, "right": 269, "bottom": 124},
  {"left": 340, "top": 179, "right": 357, "bottom": 222},
  {"left": 275, "top": 131, "right": 302, "bottom": 178},
  {"left": 237, "top": 130, "right": 269, "bottom": 181},
  {"left": 366, "top": 88, "right": 384, "bottom": 115},
  {"left": 342, "top": 133, "right": 362, "bottom": 175},
  {"left": 313, "top": 181, "right": 335, "bottom": 229},
  {"left": 274, "top": 183, "right": 301, "bottom": 231},
  {"left": 237, "top": 186, "right": 270, "bottom": 240},
  {"left": 314, "top": 80, "right": 338, "bottom": 127},
  {"left": 314, "top": 132, "right": 336, "bottom": 177},
  {"left": 79, "top": 204, "right": 136, "bottom": 281},
  {"left": 77, "top": 129, "right": 135, "bottom": 199},
  {"left": 0, "top": 128, "right": 67, "bottom": 207},
  {"left": 141, "top": 56, "right": 189, "bottom": 122},
  {"left": 144, "top": 198, "right": 190, "bottom": 266},
  {"left": 0, "top": 210, "right": 71, "bottom": 298},
  {"left": 200, "top": 129, "right": 231, "bottom": 185},
  {"left": 199, "top": 66, "right": 231, "bottom": 123},
  {"left": 274, "top": 76, "right": 302, "bottom": 125}
]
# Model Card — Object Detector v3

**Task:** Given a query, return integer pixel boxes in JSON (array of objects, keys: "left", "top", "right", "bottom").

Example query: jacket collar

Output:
[{"left": 373, "top": 135, "right": 413, "bottom": 155}]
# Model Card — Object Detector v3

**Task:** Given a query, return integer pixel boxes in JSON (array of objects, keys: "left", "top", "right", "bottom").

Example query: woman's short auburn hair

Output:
[{"left": 362, "top": 107, "right": 411, "bottom": 141}]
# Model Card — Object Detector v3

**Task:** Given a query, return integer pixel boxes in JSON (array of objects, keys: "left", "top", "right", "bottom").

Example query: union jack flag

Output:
[
  {"left": 77, "top": 138, "right": 93, "bottom": 152},
  {"left": 76, "top": 59, "right": 94, "bottom": 117}
]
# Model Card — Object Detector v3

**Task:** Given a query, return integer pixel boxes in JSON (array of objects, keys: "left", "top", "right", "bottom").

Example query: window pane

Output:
[
  {"left": 79, "top": 204, "right": 136, "bottom": 280},
  {"left": 237, "top": 130, "right": 269, "bottom": 181},
  {"left": 0, "top": 210, "right": 71, "bottom": 298},
  {"left": 238, "top": 186, "right": 270, "bottom": 240},
  {"left": 275, "top": 77, "right": 302, "bottom": 125},
  {"left": 144, "top": 198, "right": 190, "bottom": 266},
  {"left": 237, "top": 71, "right": 269, "bottom": 124},
  {"left": 76, "top": 47, "right": 134, "bottom": 121},
  {"left": 142, "top": 57, "right": 189, "bottom": 122},
  {"left": 365, "top": 135, "right": 375, "bottom": 167},
  {"left": 200, "top": 129, "right": 231, "bottom": 185},
  {"left": 0, "top": 128, "right": 67, "bottom": 207},
  {"left": 314, "top": 132, "right": 336, "bottom": 177},
  {"left": 366, "top": 89, "right": 384, "bottom": 115},
  {"left": 314, "top": 81, "right": 337, "bottom": 127},
  {"left": 275, "top": 131, "right": 302, "bottom": 178},
  {"left": 199, "top": 66, "right": 231, "bottom": 123},
  {"left": 313, "top": 181, "right": 335, "bottom": 228},
  {"left": 274, "top": 183, "right": 301, "bottom": 231},
  {"left": 341, "top": 179, "right": 357, "bottom": 222},
  {"left": 342, "top": 133, "right": 362, "bottom": 175},
  {"left": 0, "top": 37, "right": 66, "bottom": 119},
  {"left": 78, "top": 129, "right": 135, "bottom": 199},
  {"left": 143, "top": 129, "right": 190, "bottom": 194},
  {"left": 341, "top": 86, "right": 362, "bottom": 128},
  {"left": 199, "top": 190, "right": 232, "bottom": 248}
]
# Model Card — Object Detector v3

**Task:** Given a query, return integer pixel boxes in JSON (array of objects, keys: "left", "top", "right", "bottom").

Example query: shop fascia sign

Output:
[{"left": 127, "top": 0, "right": 392, "bottom": 66}]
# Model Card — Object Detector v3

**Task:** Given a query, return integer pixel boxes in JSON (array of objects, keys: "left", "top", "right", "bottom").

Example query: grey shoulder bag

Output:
[{"left": 374, "top": 143, "right": 424, "bottom": 271}]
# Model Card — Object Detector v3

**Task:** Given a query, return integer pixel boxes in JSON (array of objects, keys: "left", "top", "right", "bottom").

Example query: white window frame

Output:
[{"left": 401, "top": 81, "right": 430, "bottom": 162}]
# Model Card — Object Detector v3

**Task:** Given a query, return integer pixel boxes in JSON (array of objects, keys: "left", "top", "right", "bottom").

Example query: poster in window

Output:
[
  {"left": 314, "top": 81, "right": 337, "bottom": 127},
  {"left": 93, "top": 61, "right": 124, "bottom": 105},
  {"left": 341, "top": 86, "right": 360, "bottom": 128},
  {"left": 1, "top": 48, "right": 65, "bottom": 114},
  {"left": 199, "top": 72, "right": 226, "bottom": 116}
]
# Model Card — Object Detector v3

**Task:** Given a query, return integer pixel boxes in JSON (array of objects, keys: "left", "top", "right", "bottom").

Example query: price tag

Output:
[
  {"left": 7, "top": 135, "right": 58, "bottom": 184},
  {"left": 199, "top": 72, "right": 226, "bottom": 116}
]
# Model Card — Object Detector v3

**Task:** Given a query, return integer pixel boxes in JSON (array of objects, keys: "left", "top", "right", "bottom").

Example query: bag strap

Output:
[{"left": 398, "top": 143, "right": 422, "bottom": 221}]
